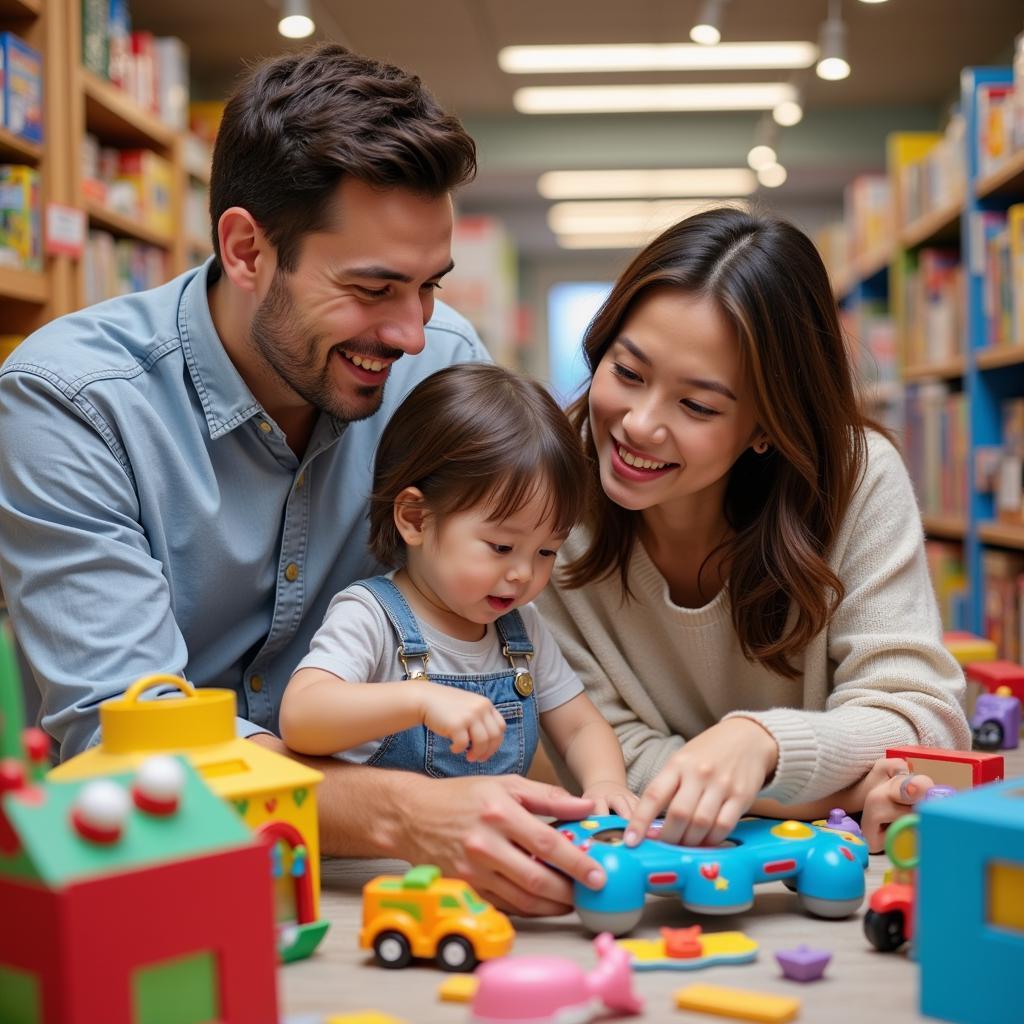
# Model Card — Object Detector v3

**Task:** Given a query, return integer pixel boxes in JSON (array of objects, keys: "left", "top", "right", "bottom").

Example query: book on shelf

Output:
[
  {"left": 976, "top": 81, "right": 1015, "bottom": 179},
  {"left": 982, "top": 548, "right": 1024, "bottom": 662},
  {"left": 904, "top": 381, "right": 967, "bottom": 520},
  {"left": 901, "top": 247, "right": 963, "bottom": 364},
  {"left": 1014, "top": 29, "right": 1024, "bottom": 150},
  {"left": 925, "top": 539, "right": 968, "bottom": 631},
  {"left": 0, "top": 164, "right": 40, "bottom": 271},
  {"left": 0, "top": 32, "right": 42, "bottom": 145}
]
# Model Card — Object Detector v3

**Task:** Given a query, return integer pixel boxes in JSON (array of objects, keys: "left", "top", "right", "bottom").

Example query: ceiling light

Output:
[
  {"left": 858, "top": 0, "right": 888, "bottom": 3},
  {"left": 690, "top": 0, "right": 728, "bottom": 45},
  {"left": 498, "top": 42, "right": 817, "bottom": 74},
  {"left": 278, "top": 0, "right": 315, "bottom": 38},
  {"left": 747, "top": 145, "right": 777, "bottom": 171},
  {"left": 747, "top": 115, "right": 779, "bottom": 170},
  {"left": 757, "top": 162, "right": 788, "bottom": 188},
  {"left": 548, "top": 199, "right": 745, "bottom": 236},
  {"left": 816, "top": 0, "right": 850, "bottom": 81},
  {"left": 537, "top": 168, "right": 757, "bottom": 200},
  {"left": 772, "top": 83, "right": 804, "bottom": 126},
  {"left": 514, "top": 82, "right": 797, "bottom": 115},
  {"left": 556, "top": 231, "right": 663, "bottom": 250}
]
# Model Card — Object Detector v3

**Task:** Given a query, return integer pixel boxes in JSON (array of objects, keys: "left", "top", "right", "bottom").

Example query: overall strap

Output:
[
  {"left": 350, "top": 576, "right": 430, "bottom": 678},
  {"left": 494, "top": 609, "right": 535, "bottom": 698}
]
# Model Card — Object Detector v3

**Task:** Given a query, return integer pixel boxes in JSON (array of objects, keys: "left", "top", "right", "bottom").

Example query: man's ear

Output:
[
  {"left": 394, "top": 487, "right": 428, "bottom": 547},
  {"left": 217, "top": 206, "right": 275, "bottom": 295}
]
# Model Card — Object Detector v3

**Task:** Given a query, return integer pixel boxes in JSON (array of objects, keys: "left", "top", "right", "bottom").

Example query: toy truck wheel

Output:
[
  {"left": 436, "top": 935, "right": 477, "bottom": 972},
  {"left": 863, "top": 908, "right": 907, "bottom": 952},
  {"left": 576, "top": 906, "right": 644, "bottom": 936},
  {"left": 373, "top": 930, "right": 413, "bottom": 968},
  {"left": 973, "top": 720, "right": 1004, "bottom": 751},
  {"left": 800, "top": 893, "right": 863, "bottom": 918}
]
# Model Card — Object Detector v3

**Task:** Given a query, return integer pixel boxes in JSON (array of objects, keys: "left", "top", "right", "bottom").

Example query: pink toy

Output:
[{"left": 470, "top": 932, "right": 644, "bottom": 1023}]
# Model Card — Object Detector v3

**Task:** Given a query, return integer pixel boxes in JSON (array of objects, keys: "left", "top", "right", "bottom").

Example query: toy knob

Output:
[
  {"left": 995, "top": 685, "right": 1013, "bottom": 697},
  {"left": 72, "top": 779, "right": 130, "bottom": 844},
  {"left": 133, "top": 755, "right": 185, "bottom": 816}
]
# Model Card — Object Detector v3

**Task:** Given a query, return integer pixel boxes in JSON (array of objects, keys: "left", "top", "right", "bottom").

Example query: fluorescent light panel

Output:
[
  {"left": 557, "top": 232, "right": 662, "bottom": 250},
  {"left": 515, "top": 82, "right": 797, "bottom": 114},
  {"left": 538, "top": 168, "right": 757, "bottom": 199},
  {"left": 498, "top": 42, "right": 817, "bottom": 74},
  {"left": 549, "top": 199, "right": 746, "bottom": 236}
]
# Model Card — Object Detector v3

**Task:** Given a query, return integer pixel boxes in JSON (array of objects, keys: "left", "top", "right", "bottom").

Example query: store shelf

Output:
[
  {"left": 0, "top": 125, "right": 41, "bottom": 164},
  {"left": 860, "top": 380, "right": 903, "bottom": 405},
  {"left": 976, "top": 346, "right": 1024, "bottom": 371},
  {"left": 183, "top": 134, "right": 211, "bottom": 184},
  {"left": 0, "top": 264, "right": 45, "bottom": 304},
  {"left": 0, "top": 0, "right": 40, "bottom": 16},
  {"left": 898, "top": 197, "right": 964, "bottom": 250},
  {"left": 975, "top": 148, "right": 1024, "bottom": 200},
  {"left": 85, "top": 199, "right": 173, "bottom": 249},
  {"left": 854, "top": 244, "right": 894, "bottom": 282},
  {"left": 81, "top": 69, "right": 176, "bottom": 151},
  {"left": 922, "top": 515, "right": 967, "bottom": 541},
  {"left": 978, "top": 522, "right": 1024, "bottom": 550},
  {"left": 903, "top": 356, "right": 967, "bottom": 381},
  {"left": 186, "top": 233, "right": 212, "bottom": 255}
]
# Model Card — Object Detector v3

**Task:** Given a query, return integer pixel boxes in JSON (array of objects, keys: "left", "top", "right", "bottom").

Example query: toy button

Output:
[
  {"left": 770, "top": 820, "right": 815, "bottom": 841},
  {"left": 699, "top": 862, "right": 720, "bottom": 880},
  {"left": 581, "top": 819, "right": 599, "bottom": 830}
]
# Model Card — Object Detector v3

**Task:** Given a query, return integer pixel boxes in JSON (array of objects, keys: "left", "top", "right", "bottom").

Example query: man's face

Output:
[{"left": 249, "top": 178, "right": 455, "bottom": 423}]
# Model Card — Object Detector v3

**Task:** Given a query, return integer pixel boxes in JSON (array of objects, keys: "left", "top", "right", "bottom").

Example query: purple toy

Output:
[
  {"left": 824, "top": 807, "right": 862, "bottom": 838},
  {"left": 470, "top": 932, "right": 644, "bottom": 1023},
  {"left": 774, "top": 944, "right": 832, "bottom": 982},
  {"left": 970, "top": 687, "right": 1022, "bottom": 751}
]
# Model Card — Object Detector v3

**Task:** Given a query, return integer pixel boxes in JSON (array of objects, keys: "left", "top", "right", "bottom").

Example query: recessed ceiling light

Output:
[
  {"left": 548, "top": 199, "right": 746, "bottom": 236},
  {"left": 498, "top": 41, "right": 817, "bottom": 74},
  {"left": 514, "top": 83, "right": 797, "bottom": 115},
  {"left": 538, "top": 168, "right": 757, "bottom": 199}
]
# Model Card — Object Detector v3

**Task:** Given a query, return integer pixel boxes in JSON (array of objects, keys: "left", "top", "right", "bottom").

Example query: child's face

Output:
[
  {"left": 411, "top": 487, "right": 567, "bottom": 627},
  {"left": 588, "top": 286, "right": 761, "bottom": 520}
]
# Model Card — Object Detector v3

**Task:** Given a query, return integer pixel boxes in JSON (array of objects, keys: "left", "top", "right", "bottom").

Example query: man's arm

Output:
[{"left": 249, "top": 732, "right": 608, "bottom": 917}]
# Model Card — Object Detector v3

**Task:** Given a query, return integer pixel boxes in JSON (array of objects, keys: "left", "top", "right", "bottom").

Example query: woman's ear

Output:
[{"left": 394, "top": 487, "right": 428, "bottom": 547}]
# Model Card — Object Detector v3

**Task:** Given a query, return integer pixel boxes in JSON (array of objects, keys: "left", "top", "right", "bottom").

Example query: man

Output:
[{"left": 0, "top": 44, "right": 603, "bottom": 915}]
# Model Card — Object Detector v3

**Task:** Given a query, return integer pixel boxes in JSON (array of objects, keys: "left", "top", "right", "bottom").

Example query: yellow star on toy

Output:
[{"left": 714, "top": 877, "right": 729, "bottom": 891}]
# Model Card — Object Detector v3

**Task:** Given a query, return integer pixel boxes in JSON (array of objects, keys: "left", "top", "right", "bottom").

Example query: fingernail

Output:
[
  {"left": 624, "top": 829, "right": 638, "bottom": 846},
  {"left": 587, "top": 869, "right": 606, "bottom": 889}
]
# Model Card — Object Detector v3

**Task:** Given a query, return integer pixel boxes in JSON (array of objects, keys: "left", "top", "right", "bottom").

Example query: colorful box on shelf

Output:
[
  {"left": 115, "top": 149, "right": 174, "bottom": 238},
  {"left": 0, "top": 165, "right": 40, "bottom": 271},
  {"left": 0, "top": 33, "right": 42, "bottom": 145}
]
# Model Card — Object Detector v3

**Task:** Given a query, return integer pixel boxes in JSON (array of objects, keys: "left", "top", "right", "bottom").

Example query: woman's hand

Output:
[
  {"left": 582, "top": 779, "right": 639, "bottom": 817},
  {"left": 858, "top": 757, "right": 934, "bottom": 853},
  {"left": 625, "top": 718, "right": 779, "bottom": 848}
]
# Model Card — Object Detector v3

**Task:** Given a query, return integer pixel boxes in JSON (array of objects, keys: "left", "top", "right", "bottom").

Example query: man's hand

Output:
[
  {"left": 626, "top": 718, "right": 779, "bottom": 848},
  {"left": 398, "top": 773, "right": 606, "bottom": 916}
]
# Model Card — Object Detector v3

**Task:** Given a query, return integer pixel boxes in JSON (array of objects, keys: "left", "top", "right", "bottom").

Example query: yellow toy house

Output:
[{"left": 49, "top": 674, "right": 328, "bottom": 962}]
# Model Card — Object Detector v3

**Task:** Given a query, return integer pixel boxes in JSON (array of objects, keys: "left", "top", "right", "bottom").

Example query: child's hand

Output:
[
  {"left": 859, "top": 757, "right": 934, "bottom": 853},
  {"left": 625, "top": 719, "right": 779, "bottom": 848},
  {"left": 421, "top": 684, "right": 507, "bottom": 762},
  {"left": 582, "top": 780, "right": 638, "bottom": 817}
]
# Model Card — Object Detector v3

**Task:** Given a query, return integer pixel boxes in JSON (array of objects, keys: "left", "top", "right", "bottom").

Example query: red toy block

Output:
[
  {"left": 885, "top": 745, "right": 1004, "bottom": 791},
  {"left": 964, "top": 660, "right": 1024, "bottom": 702}
]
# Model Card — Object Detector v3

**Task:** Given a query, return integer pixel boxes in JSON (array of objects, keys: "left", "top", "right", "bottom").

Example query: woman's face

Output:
[{"left": 588, "top": 287, "right": 762, "bottom": 517}]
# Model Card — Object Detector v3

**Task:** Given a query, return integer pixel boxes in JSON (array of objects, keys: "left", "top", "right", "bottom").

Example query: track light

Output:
[
  {"left": 772, "top": 82, "right": 804, "bottom": 126},
  {"left": 278, "top": 0, "right": 315, "bottom": 39},
  {"left": 747, "top": 115, "right": 778, "bottom": 171},
  {"left": 757, "top": 162, "right": 788, "bottom": 188},
  {"left": 690, "top": 0, "right": 728, "bottom": 45},
  {"left": 816, "top": 0, "right": 850, "bottom": 81}
]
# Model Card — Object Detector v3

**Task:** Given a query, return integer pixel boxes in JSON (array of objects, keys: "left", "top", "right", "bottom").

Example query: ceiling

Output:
[{"left": 132, "top": 0, "right": 1024, "bottom": 255}]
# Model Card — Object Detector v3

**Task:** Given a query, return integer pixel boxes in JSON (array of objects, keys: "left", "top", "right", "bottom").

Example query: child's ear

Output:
[{"left": 394, "top": 487, "right": 428, "bottom": 547}]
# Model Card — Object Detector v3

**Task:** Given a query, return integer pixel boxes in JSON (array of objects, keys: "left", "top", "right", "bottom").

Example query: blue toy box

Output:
[{"left": 0, "top": 33, "right": 43, "bottom": 144}]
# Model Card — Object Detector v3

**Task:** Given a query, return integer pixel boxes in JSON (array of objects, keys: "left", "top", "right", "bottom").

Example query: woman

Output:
[{"left": 537, "top": 207, "right": 969, "bottom": 850}]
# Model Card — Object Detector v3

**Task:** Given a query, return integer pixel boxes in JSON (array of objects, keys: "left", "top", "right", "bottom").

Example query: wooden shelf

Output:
[
  {"left": 976, "top": 346, "right": 1024, "bottom": 371},
  {"left": 0, "top": 264, "right": 45, "bottom": 303},
  {"left": 903, "top": 357, "right": 966, "bottom": 381},
  {"left": 975, "top": 148, "right": 1024, "bottom": 200},
  {"left": 186, "top": 233, "right": 212, "bottom": 255},
  {"left": 85, "top": 199, "right": 173, "bottom": 249},
  {"left": 898, "top": 197, "right": 963, "bottom": 250},
  {"left": 853, "top": 244, "right": 893, "bottom": 282},
  {"left": 0, "top": 125, "right": 41, "bottom": 164},
  {"left": 81, "top": 69, "right": 175, "bottom": 151},
  {"left": 978, "top": 522, "right": 1024, "bottom": 551},
  {"left": 922, "top": 515, "right": 967, "bottom": 540},
  {"left": 860, "top": 381, "right": 903, "bottom": 405},
  {"left": 0, "top": 0, "right": 41, "bottom": 16}
]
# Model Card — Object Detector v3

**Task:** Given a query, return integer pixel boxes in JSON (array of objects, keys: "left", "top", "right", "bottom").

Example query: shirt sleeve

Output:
[
  {"left": 517, "top": 603, "right": 584, "bottom": 713},
  {"left": 0, "top": 368, "right": 265, "bottom": 759},
  {"left": 292, "top": 586, "right": 392, "bottom": 684},
  {"left": 535, "top": 582, "right": 683, "bottom": 792},
  {"left": 725, "top": 436, "right": 971, "bottom": 804}
]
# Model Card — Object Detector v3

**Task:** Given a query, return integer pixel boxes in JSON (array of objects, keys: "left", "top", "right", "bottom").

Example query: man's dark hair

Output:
[{"left": 209, "top": 43, "right": 477, "bottom": 272}]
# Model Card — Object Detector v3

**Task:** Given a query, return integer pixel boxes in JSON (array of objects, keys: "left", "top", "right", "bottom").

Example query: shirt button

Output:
[
  {"left": 284, "top": 562, "right": 300, "bottom": 582},
  {"left": 258, "top": 421, "right": 272, "bottom": 434},
  {"left": 250, "top": 675, "right": 264, "bottom": 692}
]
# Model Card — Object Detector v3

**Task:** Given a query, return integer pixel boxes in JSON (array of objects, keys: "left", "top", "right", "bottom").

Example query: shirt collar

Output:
[{"left": 178, "top": 258, "right": 264, "bottom": 440}]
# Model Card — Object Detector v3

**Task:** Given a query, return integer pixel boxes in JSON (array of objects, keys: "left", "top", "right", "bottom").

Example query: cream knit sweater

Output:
[{"left": 537, "top": 431, "right": 970, "bottom": 804}]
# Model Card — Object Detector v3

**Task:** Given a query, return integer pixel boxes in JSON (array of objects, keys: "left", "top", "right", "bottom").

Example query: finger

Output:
[
  {"left": 625, "top": 770, "right": 679, "bottom": 846},
  {"left": 679, "top": 784, "right": 727, "bottom": 847},
  {"left": 861, "top": 795, "right": 904, "bottom": 853},
  {"left": 658, "top": 772, "right": 704, "bottom": 846},
  {"left": 466, "top": 718, "right": 493, "bottom": 762},
  {"left": 609, "top": 792, "right": 639, "bottom": 818},
  {"left": 474, "top": 872, "right": 575, "bottom": 917},
  {"left": 448, "top": 728, "right": 470, "bottom": 755},
  {"left": 892, "top": 771, "right": 934, "bottom": 806},
  {"left": 589, "top": 797, "right": 610, "bottom": 815},
  {"left": 705, "top": 795, "right": 747, "bottom": 848},
  {"left": 505, "top": 776, "right": 596, "bottom": 822}
]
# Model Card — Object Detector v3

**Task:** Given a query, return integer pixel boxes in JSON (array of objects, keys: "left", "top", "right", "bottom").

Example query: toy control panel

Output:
[{"left": 554, "top": 815, "right": 868, "bottom": 936}]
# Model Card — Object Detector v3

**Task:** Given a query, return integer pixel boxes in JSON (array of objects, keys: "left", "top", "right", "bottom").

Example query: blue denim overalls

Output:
[{"left": 352, "top": 576, "right": 540, "bottom": 777}]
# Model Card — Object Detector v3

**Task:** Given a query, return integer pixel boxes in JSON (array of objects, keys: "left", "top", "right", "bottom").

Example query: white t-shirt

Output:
[{"left": 295, "top": 578, "right": 584, "bottom": 763}]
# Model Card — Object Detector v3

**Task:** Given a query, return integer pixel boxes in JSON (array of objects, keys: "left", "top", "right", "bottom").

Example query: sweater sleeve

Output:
[
  {"left": 725, "top": 435, "right": 970, "bottom": 804},
  {"left": 536, "top": 575, "right": 684, "bottom": 794}
]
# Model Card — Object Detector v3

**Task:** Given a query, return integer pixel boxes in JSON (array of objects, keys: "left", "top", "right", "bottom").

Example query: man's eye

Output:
[{"left": 355, "top": 285, "right": 389, "bottom": 298}]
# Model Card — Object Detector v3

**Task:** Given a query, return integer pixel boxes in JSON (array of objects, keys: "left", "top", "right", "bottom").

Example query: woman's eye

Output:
[
  {"left": 611, "top": 363, "right": 642, "bottom": 383},
  {"left": 682, "top": 399, "right": 719, "bottom": 417}
]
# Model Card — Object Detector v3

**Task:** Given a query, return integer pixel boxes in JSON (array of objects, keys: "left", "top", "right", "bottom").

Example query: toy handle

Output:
[{"left": 122, "top": 674, "right": 194, "bottom": 705}]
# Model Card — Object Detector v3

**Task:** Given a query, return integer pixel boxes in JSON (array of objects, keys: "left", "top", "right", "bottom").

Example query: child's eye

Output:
[
  {"left": 539, "top": 549, "right": 558, "bottom": 558},
  {"left": 611, "top": 363, "right": 642, "bottom": 383},
  {"left": 682, "top": 399, "right": 719, "bottom": 417},
  {"left": 489, "top": 543, "right": 513, "bottom": 554}
]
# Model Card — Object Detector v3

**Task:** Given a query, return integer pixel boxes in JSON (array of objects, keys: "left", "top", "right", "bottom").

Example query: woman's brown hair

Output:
[
  {"left": 369, "top": 363, "right": 588, "bottom": 566},
  {"left": 561, "top": 206, "right": 875, "bottom": 679}
]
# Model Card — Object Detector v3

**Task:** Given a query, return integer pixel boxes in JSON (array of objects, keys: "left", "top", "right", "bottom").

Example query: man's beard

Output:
[{"left": 249, "top": 271, "right": 400, "bottom": 424}]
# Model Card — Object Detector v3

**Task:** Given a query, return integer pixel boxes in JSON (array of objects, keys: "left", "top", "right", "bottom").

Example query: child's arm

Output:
[
  {"left": 280, "top": 668, "right": 507, "bottom": 762},
  {"left": 541, "top": 693, "right": 638, "bottom": 817}
]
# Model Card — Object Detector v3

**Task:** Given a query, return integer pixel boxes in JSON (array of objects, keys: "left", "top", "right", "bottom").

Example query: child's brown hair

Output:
[{"left": 369, "top": 363, "right": 588, "bottom": 566}]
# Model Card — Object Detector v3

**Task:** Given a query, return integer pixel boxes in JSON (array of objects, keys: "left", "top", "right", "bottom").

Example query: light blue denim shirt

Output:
[{"left": 0, "top": 259, "right": 488, "bottom": 760}]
